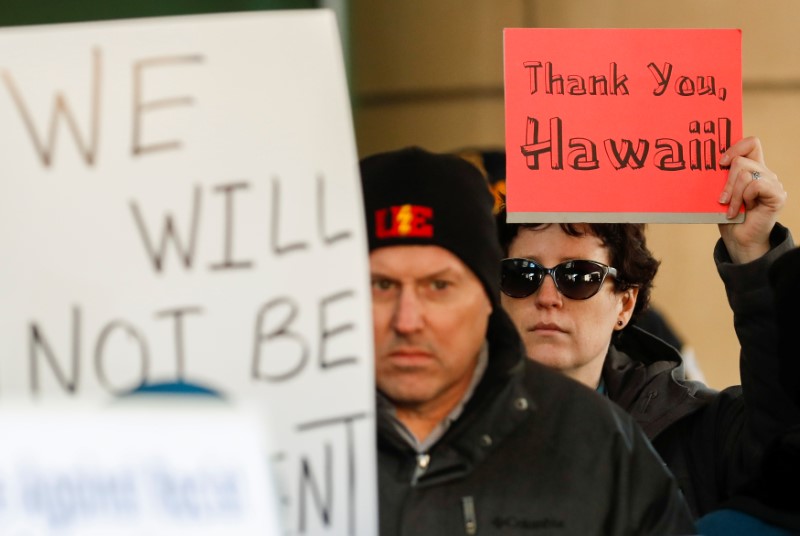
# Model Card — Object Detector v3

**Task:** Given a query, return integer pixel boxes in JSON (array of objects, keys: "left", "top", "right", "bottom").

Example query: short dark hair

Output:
[{"left": 496, "top": 207, "right": 660, "bottom": 322}]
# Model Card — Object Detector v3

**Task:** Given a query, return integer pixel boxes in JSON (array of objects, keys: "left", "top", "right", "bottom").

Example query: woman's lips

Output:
[{"left": 531, "top": 322, "right": 567, "bottom": 334}]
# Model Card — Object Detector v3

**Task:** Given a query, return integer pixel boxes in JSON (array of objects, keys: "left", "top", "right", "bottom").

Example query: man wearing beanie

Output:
[{"left": 361, "top": 146, "right": 694, "bottom": 535}]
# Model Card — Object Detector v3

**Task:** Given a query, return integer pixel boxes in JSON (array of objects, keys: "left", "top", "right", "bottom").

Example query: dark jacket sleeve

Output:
[
  {"left": 704, "top": 242, "right": 800, "bottom": 536},
  {"left": 713, "top": 224, "right": 796, "bottom": 472},
  {"left": 606, "top": 406, "right": 696, "bottom": 535}
]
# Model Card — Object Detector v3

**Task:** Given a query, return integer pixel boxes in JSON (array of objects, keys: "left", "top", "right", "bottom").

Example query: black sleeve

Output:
[
  {"left": 713, "top": 224, "right": 797, "bottom": 478},
  {"left": 607, "top": 407, "right": 697, "bottom": 535}
]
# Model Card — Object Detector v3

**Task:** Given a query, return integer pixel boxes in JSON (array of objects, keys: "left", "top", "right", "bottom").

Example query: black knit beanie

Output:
[{"left": 360, "top": 146, "right": 502, "bottom": 308}]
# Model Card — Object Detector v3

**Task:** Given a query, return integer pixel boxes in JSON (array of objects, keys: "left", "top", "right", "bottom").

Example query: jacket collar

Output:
[
  {"left": 377, "top": 309, "right": 532, "bottom": 487},
  {"left": 604, "top": 325, "right": 714, "bottom": 439}
]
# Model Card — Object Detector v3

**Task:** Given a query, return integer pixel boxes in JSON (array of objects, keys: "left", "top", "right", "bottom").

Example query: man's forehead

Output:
[{"left": 369, "top": 245, "right": 470, "bottom": 277}]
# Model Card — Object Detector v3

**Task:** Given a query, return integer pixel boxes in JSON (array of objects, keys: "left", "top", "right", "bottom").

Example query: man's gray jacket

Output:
[{"left": 377, "top": 310, "right": 695, "bottom": 536}]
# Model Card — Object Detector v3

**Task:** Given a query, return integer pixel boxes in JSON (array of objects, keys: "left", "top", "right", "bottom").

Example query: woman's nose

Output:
[{"left": 534, "top": 274, "right": 563, "bottom": 307}]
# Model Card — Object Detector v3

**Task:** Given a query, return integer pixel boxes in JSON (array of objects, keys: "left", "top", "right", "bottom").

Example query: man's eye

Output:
[
  {"left": 431, "top": 280, "right": 451, "bottom": 290},
  {"left": 372, "top": 279, "right": 395, "bottom": 291}
]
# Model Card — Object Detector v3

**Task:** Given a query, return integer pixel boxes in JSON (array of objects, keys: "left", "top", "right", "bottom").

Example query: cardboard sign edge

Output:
[{"left": 506, "top": 211, "right": 745, "bottom": 224}]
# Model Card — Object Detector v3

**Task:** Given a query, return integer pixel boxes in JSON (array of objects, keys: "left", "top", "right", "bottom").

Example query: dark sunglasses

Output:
[{"left": 500, "top": 258, "right": 619, "bottom": 300}]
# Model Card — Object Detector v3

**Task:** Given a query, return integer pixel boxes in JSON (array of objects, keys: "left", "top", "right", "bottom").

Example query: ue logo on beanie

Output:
[{"left": 375, "top": 204, "right": 433, "bottom": 239}]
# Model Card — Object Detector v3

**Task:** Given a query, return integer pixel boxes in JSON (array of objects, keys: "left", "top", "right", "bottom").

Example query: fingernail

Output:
[
  {"left": 720, "top": 153, "right": 729, "bottom": 165},
  {"left": 718, "top": 191, "right": 729, "bottom": 204}
]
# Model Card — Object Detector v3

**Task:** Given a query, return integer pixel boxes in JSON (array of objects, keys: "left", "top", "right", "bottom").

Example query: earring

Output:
[{"left": 617, "top": 320, "right": 624, "bottom": 327}]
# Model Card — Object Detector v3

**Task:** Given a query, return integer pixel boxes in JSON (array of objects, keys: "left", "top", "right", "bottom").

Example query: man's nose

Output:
[{"left": 393, "top": 287, "right": 425, "bottom": 333}]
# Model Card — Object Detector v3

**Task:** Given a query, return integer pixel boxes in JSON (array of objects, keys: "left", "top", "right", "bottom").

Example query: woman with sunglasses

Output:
[{"left": 496, "top": 136, "right": 797, "bottom": 524}]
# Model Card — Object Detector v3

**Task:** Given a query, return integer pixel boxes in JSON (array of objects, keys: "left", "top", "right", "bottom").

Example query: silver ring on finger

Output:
[{"left": 751, "top": 170, "right": 761, "bottom": 181}]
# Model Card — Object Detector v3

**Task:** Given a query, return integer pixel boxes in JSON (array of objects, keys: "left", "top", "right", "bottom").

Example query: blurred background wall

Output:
[
  {"left": 1, "top": 1, "right": 796, "bottom": 389},
  {"left": 351, "top": 0, "right": 800, "bottom": 389}
]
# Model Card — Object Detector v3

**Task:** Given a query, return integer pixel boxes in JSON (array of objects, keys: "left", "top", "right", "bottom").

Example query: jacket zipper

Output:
[
  {"left": 411, "top": 453, "right": 430, "bottom": 486},
  {"left": 462, "top": 495, "right": 477, "bottom": 535},
  {"left": 640, "top": 390, "right": 658, "bottom": 413},
  {"left": 410, "top": 456, "right": 478, "bottom": 534}
]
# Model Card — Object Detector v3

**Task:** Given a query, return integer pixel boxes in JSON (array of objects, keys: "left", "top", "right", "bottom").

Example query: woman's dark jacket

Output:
[
  {"left": 604, "top": 224, "right": 797, "bottom": 520},
  {"left": 377, "top": 309, "right": 695, "bottom": 536}
]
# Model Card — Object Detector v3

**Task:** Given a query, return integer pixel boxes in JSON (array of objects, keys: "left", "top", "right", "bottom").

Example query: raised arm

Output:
[{"left": 714, "top": 135, "right": 795, "bottom": 464}]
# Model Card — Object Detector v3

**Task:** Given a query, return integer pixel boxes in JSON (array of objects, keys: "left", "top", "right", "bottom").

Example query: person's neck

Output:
[
  {"left": 395, "top": 406, "right": 450, "bottom": 444},
  {"left": 562, "top": 357, "right": 605, "bottom": 390},
  {"left": 392, "top": 344, "right": 489, "bottom": 444}
]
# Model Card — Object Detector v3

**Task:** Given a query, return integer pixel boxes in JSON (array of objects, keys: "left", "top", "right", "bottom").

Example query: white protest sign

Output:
[
  {"left": 0, "top": 403, "right": 283, "bottom": 536},
  {"left": 0, "top": 10, "right": 377, "bottom": 536}
]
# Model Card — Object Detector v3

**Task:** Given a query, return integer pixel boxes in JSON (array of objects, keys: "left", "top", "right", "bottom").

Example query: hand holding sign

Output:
[{"left": 717, "top": 136, "right": 788, "bottom": 263}]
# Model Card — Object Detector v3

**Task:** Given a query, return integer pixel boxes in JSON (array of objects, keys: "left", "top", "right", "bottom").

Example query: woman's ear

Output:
[{"left": 616, "top": 287, "right": 640, "bottom": 330}]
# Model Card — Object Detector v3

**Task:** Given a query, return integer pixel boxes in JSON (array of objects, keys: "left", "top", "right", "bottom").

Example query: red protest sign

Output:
[{"left": 503, "top": 28, "right": 742, "bottom": 223}]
